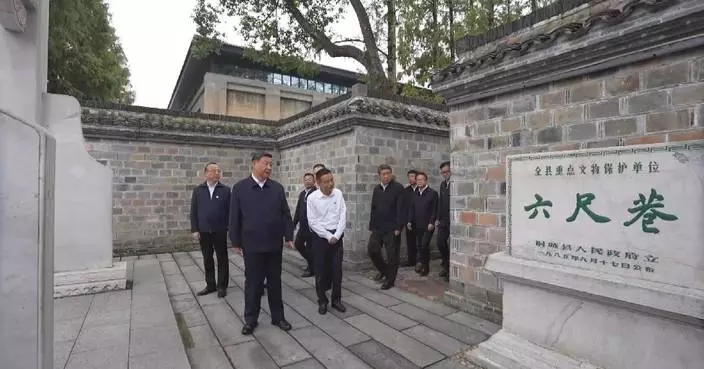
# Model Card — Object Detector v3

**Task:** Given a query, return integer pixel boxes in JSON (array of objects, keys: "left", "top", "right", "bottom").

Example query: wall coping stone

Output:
[{"left": 432, "top": 0, "right": 703, "bottom": 105}]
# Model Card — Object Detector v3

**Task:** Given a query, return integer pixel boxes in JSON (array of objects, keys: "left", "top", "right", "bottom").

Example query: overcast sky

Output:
[{"left": 106, "top": 0, "right": 366, "bottom": 108}]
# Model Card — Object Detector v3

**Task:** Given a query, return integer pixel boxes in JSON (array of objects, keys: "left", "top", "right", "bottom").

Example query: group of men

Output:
[
  {"left": 189, "top": 151, "right": 451, "bottom": 336},
  {"left": 189, "top": 153, "right": 348, "bottom": 336}
]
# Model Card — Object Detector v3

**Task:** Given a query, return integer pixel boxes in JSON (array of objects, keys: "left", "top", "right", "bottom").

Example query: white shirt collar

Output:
[{"left": 251, "top": 173, "right": 266, "bottom": 188}]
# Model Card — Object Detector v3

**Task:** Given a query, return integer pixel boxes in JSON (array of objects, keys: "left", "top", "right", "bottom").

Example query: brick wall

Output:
[{"left": 432, "top": 0, "right": 704, "bottom": 322}]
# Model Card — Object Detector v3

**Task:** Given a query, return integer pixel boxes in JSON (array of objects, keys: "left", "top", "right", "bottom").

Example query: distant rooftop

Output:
[{"left": 168, "top": 37, "right": 364, "bottom": 111}]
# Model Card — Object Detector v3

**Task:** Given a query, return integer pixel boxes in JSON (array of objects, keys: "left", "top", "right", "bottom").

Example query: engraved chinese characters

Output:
[{"left": 507, "top": 144, "right": 704, "bottom": 290}]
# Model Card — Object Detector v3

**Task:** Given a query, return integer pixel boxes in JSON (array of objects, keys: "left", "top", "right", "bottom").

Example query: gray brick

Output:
[
  {"left": 646, "top": 110, "right": 692, "bottom": 132},
  {"left": 539, "top": 91, "right": 566, "bottom": 109},
  {"left": 129, "top": 325, "right": 183, "bottom": 356},
  {"left": 54, "top": 340, "right": 73, "bottom": 369},
  {"left": 343, "top": 280, "right": 401, "bottom": 307},
  {"left": 604, "top": 118, "right": 638, "bottom": 137},
  {"left": 628, "top": 91, "right": 668, "bottom": 114},
  {"left": 131, "top": 348, "right": 190, "bottom": 369},
  {"left": 389, "top": 303, "right": 488, "bottom": 345},
  {"left": 444, "top": 311, "right": 501, "bottom": 336},
  {"left": 525, "top": 110, "right": 551, "bottom": 128},
  {"left": 54, "top": 296, "right": 97, "bottom": 322},
  {"left": 553, "top": 106, "right": 584, "bottom": 125},
  {"left": 644, "top": 62, "right": 690, "bottom": 88},
  {"left": 567, "top": 123, "right": 597, "bottom": 140},
  {"left": 165, "top": 274, "right": 191, "bottom": 296},
  {"left": 605, "top": 73, "right": 640, "bottom": 96},
  {"left": 54, "top": 318, "right": 84, "bottom": 343},
  {"left": 511, "top": 97, "right": 535, "bottom": 114},
  {"left": 253, "top": 323, "right": 310, "bottom": 366},
  {"left": 500, "top": 116, "right": 523, "bottom": 132},
  {"left": 187, "top": 325, "right": 221, "bottom": 348},
  {"left": 476, "top": 121, "right": 497, "bottom": 135},
  {"left": 347, "top": 340, "right": 418, "bottom": 369},
  {"left": 671, "top": 83, "right": 704, "bottom": 105},
  {"left": 65, "top": 346, "right": 128, "bottom": 369},
  {"left": 298, "top": 288, "right": 362, "bottom": 320},
  {"left": 290, "top": 326, "right": 371, "bottom": 369},
  {"left": 282, "top": 358, "right": 326, "bottom": 369},
  {"left": 402, "top": 324, "right": 466, "bottom": 356},
  {"left": 536, "top": 126, "right": 563, "bottom": 144},
  {"left": 569, "top": 81, "right": 602, "bottom": 103},
  {"left": 224, "top": 341, "right": 279, "bottom": 369},
  {"left": 201, "top": 303, "right": 253, "bottom": 346},
  {"left": 345, "top": 314, "right": 444, "bottom": 367},
  {"left": 343, "top": 294, "right": 418, "bottom": 330},
  {"left": 73, "top": 324, "right": 130, "bottom": 353},
  {"left": 586, "top": 138, "right": 622, "bottom": 149},
  {"left": 588, "top": 99, "right": 620, "bottom": 119},
  {"left": 487, "top": 105, "right": 508, "bottom": 118}
]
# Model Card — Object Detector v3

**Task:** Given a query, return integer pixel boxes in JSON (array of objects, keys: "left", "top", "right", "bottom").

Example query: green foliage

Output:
[{"left": 48, "top": 0, "right": 134, "bottom": 104}]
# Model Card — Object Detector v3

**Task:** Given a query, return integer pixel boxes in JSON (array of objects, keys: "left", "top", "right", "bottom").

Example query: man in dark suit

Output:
[
  {"left": 407, "top": 172, "right": 438, "bottom": 276},
  {"left": 403, "top": 170, "right": 418, "bottom": 268},
  {"left": 190, "top": 162, "right": 231, "bottom": 298},
  {"left": 437, "top": 161, "right": 451, "bottom": 282},
  {"left": 368, "top": 164, "right": 405, "bottom": 290},
  {"left": 230, "top": 152, "right": 294, "bottom": 335},
  {"left": 293, "top": 173, "right": 316, "bottom": 277}
]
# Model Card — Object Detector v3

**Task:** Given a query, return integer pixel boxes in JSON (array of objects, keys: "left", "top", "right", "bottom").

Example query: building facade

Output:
[{"left": 168, "top": 38, "right": 361, "bottom": 120}]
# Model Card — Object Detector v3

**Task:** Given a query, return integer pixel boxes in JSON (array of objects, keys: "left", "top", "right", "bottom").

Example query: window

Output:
[
  {"left": 291, "top": 76, "right": 299, "bottom": 87},
  {"left": 340, "top": 86, "right": 347, "bottom": 94},
  {"left": 273, "top": 74, "right": 282, "bottom": 85},
  {"left": 267, "top": 73, "right": 274, "bottom": 83},
  {"left": 324, "top": 83, "right": 332, "bottom": 94},
  {"left": 307, "top": 80, "right": 316, "bottom": 91},
  {"left": 331, "top": 85, "right": 339, "bottom": 95},
  {"left": 316, "top": 81, "right": 324, "bottom": 93},
  {"left": 298, "top": 78, "right": 307, "bottom": 89}
]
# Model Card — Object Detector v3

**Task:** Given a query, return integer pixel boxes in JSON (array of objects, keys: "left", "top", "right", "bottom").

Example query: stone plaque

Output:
[{"left": 506, "top": 142, "right": 704, "bottom": 290}]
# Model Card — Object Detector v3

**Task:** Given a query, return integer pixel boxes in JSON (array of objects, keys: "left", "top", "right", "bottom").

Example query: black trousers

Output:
[
  {"left": 437, "top": 226, "right": 450, "bottom": 272},
  {"left": 312, "top": 232, "right": 343, "bottom": 305},
  {"left": 405, "top": 226, "right": 417, "bottom": 265},
  {"left": 294, "top": 229, "right": 314, "bottom": 272},
  {"left": 415, "top": 227, "right": 435, "bottom": 267},
  {"left": 199, "top": 231, "right": 229, "bottom": 290},
  {"left": 243, "top": 250, "right": 284, "bottom": 325},
  {"left": 367, "top": 231, "right": 401, "bottom": 284}
]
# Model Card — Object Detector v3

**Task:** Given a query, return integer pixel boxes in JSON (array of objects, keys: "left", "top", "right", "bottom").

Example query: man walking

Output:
[
  {"left": 407, "top": 172, "right": 438, "bottom": 276},
  {"left": 404, "top": 170, "right": 418, "bottom": 268},
  {"left": 437, "top": 161, "right": 451, "bottom": 282},
  {"left": 293, "top": 173, "right": 316, "bottom": 277},
  {"left": 190, "top": 162, "right": 231, "bottom": 298},
  {"left": 368, "top": 164, "right": 405, "bottom": 290},
  {"left": 230, "top": 152, "right": 294, "bottom": 335},
  {"left": 307, "top": 168, "right": 347, "bottom": 315}
]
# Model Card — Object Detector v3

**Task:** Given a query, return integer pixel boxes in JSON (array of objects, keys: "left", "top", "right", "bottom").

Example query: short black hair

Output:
[
  {"left": 377, "top": 164, "right": 392, "bottom": 174},
  {"left": 303, "top": 172, "right": 314, "bottom": 178},
  {"left": 407, "top": 169, "right": 418, "bottom": 176},
  {"left": 252, "top": 152, "right": 273, "bottom": 162},
  {"left": 204, "top": 162, "right": 218, "bottom": 172},
  {"left": 313, "top": 163, "right": 326, "bottom": 170},
  {"left": 440, "top": 161, "right": 450, "bottom": 169},
  {"left": 416, "top": 172, "right": 428, "bottom": 180},
  {"left": 315, "top": 168, "right": 332, "bottom": 180}
]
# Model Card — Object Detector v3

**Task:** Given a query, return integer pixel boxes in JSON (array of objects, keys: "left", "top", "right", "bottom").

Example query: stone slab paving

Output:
[{"left": 57, "top": 251, "right": 496, "bottom": 369}]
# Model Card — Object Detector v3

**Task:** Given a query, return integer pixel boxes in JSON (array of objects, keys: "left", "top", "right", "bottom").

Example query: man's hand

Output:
[
  {"left": 192, "top": 232, "right": 200, "bottom": 242},
  {"left": 435, "top": 220, "right": 440, "bottom": 227},
  {"left": 393, "top": 230, "right": 400, "bottom": 236},
  {"left": 285, "top": 241, "right": 294, "bottom": 249},
  {"left": 328, "top": 237, "right": 338, "bottom": 245},
  {"left": 407, "top": 222, "right": 412, "bottom": 230},
  {"left": 232, "top": 246, "right": 242, "bottom": 255},
  {"left": 428, "top": 223, "right": 435, "bottom": 231}
]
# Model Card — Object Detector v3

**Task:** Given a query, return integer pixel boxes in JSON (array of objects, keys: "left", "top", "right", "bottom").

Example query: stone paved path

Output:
[{"left": 55, "top": 252, "right": 498, "bottom": 369}]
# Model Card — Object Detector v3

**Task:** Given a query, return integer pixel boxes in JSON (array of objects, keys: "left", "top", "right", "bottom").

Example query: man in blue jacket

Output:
[
  {"left": 230, "top": 152, "right": 294, "bottom": 335},
  {"left": 190, "top": 162, "right": 231, "bottom": 298}
]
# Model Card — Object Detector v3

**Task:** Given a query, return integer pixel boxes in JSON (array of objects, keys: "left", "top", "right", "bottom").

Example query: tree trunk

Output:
[
  {"left": 448, "top": 0, "right": 455, "bottom": 60},
  {"left": 431, "top": 0, "right": 438, "bottom": 67},
  {"left": 487, "top": 0, "right": 495, "bottom": 27},
  {"left": 531, "top": 0, "right": 537, "bottom": 12},
  {"left": 387, "top": 0, "right": 397, "bottom": 90}
]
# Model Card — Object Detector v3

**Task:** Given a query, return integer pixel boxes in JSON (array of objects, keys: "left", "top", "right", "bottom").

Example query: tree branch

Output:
[
  {"left": 348, "top": 0, "right": 386, "bottom": 76},
  {"left": 282, "top": 0, "right": 366, "bottom": 64},
  {"left": 331, "top": 38, "right": 389, "bottom": 58}
]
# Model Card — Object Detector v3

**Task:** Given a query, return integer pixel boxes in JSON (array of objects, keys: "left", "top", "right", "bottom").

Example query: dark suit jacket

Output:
[
  {"left": 438, "top": 180, "right": 451, "bottom": 228},
  {"left": 409, "top": 186, "right": 439, "bottom": 228},
  {"left": 229, "top": 177, "right": 294, "bottom": 253},
  {"left": 190, "top": 182, "right": 231, "bottom": 233},
  {"left": 403, "top": 185, "right": 417, "bottom": 224},
  {"left": 293, "top": 188, "right": 315, "bottom": 233}
]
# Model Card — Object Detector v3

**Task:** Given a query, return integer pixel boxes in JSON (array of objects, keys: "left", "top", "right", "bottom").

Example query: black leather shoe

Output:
[
  {"left": 439, "top": 269, "right": 448, "bottom": 278},
  {"left": 301, "top": 270, "right": 313, "bottom": 278},
  {"left": 415, "top": 263, "right": 422, "bottom": 273},
  {"left": 420, "top": 265, "right": 429, "bottom": 277},
  {"left": 217, "top": 289, "right": 227, "bottom": 298},
  {"left": 318, "top": 303, "right": 327, "bottom": 315},
  {"left": 241, "top": 322, "right": 257, "bottom": 335},
  {"left": 380, "top": 282, "right": 394, "bottom": 290},
  {"left": 331, "top": 301, "right": 346, "bottom": 313},
  {"left": 274, "top": 320, "right": 292, "bottom": 331},
  {"left": 372, "top": 272, "right": 384, "bottom": 281},
  {"left": 197, "top": 287, "right": 216, "bottom": 296}
]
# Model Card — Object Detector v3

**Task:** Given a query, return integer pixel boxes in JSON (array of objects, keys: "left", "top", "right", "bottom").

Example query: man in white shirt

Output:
[{"left": 307, "top": 168, "right": 347, "bottom": 315}]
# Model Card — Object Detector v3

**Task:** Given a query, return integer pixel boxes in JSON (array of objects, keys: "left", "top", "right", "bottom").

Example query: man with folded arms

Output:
[
  {"left": 307, "top": 168, "right": 347, "bottom": 315},
  {"left": 292, "top": 172, "right": 316, "bottom": 277},
  {"left": 407, "top": 172, "right": 438, "bottom": 276},
  {"left": 229, "top": 152, "right": 294, "bottom": 335}
]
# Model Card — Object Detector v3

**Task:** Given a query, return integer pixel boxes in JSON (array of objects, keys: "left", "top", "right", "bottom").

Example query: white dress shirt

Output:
[
  {"left": 307, "top": 188, "right": 347, "bottom": 242},
  {"left": 207, "top": 181, "right": 217, "bottom": 199},
  {"left": 251, "top": 173, "right": 266, "bottom": 188}
]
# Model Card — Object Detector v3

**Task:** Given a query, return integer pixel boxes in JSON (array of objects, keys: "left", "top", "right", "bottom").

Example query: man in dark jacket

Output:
[
  {"left": 230, "top": 152, "right": 294, "bottom": 335},
  {"left": 407, "top": 172, "right": 438, "bottom": 276},
  {"left": 403, "top": 170, "right": 418, "bottom": 268},
  {"left": 190, "top": 162, "right": 231, "bottom": 298},
  {"left": 367, "top": 164, "right": 405, "bottom": 290},
  {"left": 437, "top": 161, "right": 451, "bottom": 282},
  {"left": 293, "top": 173, "right": 317, "bottom": 277}
]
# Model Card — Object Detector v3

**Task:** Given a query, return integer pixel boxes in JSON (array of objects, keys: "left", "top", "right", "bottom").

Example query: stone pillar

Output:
[
  {"left": 0, "top": 1, "right": 54, "bottom": 368},
  {"left": 48, "top": 95, "right": 127, "bottom": 297}
]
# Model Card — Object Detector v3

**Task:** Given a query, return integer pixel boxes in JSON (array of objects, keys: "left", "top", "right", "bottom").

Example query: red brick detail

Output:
[
  {"left": 477, "top": 213, "right": 498, "bottom": 226},
  {"left": 623, "top": 135, "right": 665, "bottom": 146},
  {"left": 486, "top": 166, "right": 506, "bottom": 181},
  {"left": 669, "top": 129, "right": 704, "bottom": 142},
  {"left": 459, "top": 211, "right": 476, "bottom": 225}
]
